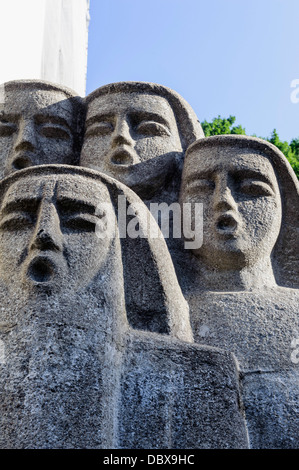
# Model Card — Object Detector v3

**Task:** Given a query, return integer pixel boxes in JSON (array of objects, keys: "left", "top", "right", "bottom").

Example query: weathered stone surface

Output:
[
  {"left": 0, "top": 297, "right": 126, "bottom": 449},
  {"left": 1, "top": 80, "right": 297, "bottom": 450},
  {"left": 179, "top": 134, "right": 299, "bottom": 289},
  {"left": 117, "top": 330, "right": 249, "bottom": 449},
  {"left": 0, "top": 164, "right": 192, "bottom": 341},
  {"left": 0, "top": 164, "right": 204, "bottom": 448},
  {"left": 179, "top": 135, "right": 299, "bottom": 448},
  {"left": 0, "top": 165, "right": 127, "bottom": 448},
  {"left": 0, "top": 80, "right": 84, "bottom": 177},
  {"left": 242, "top": 370, "right": 299, "bottom": 449},
  {"left": 187, "top": 289, "right": 298, "bottom": 372},
  {"left": 80, "top": 81, "right": 204, "bottom": 203}
]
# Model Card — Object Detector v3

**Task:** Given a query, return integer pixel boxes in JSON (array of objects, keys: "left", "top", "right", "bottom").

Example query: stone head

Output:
[
  {"left": 0, "top": 165, "right": 116, "bottom": 295},
  {"left": 80, "top": 81, "right": 204, "bottom": 198},
  {"left": 0, "top": 164, "right": 193, "bottom": 341},
  {"left": 180, "top": 135, "right": 289, "bottom": 271},
  {"left": 0, "top": 80, "right": 84, "bottom": 177}
]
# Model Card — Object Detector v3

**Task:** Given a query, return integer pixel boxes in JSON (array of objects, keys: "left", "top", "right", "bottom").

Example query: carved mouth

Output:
[
  {"left": 27, "top": 256, "right": 56, "bottom": 283},
  {"left": 215, "top": 213, "right": 239, "bottom": 235},
  {"left": 109, "top": 147, "right": 137, "bottom": 166},
  {"left": 12, "top": 153, "right": 34, "bottom": 170}
]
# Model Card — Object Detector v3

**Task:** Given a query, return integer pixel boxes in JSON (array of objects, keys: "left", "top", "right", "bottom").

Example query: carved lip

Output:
[
  {"left": 109, "top": 146, "right": 138, "bottom": 167},
  {"left": 215, "top": 212, "right": 239, "bottom": 237}
]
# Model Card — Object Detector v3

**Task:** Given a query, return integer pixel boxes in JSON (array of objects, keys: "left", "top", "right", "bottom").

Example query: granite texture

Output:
[
  {"left": 179, "top": 135, "right": 299, "bottom": 448},
  {"left": 0, "top": 80, "right": 84, "bottom": 177},
  {"left": 0, "top": 164, "right": 248, "bottom": 448},
  {"left": 80, "top": 81, "right": 204, "bottom": 203},
  {"left": 0, "top": 82, "right": 297, "bottom": 449}
]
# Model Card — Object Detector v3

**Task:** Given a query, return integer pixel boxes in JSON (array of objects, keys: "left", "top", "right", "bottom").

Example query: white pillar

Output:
[
  {"left": 41, "top": 0, "right": 90, "bottom": 96},
  {"left": 0, "top": 0, "right": 90, "bottom": 96}
]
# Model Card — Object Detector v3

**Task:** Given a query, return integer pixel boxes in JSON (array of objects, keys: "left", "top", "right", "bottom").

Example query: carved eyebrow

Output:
[
  {"left": 0, "top": 113, "right": 19, "bottom": 123},
  {"left": 130, "top": 111, "right": 171, "bottom": 128},
  {"left": 1, "top": 197, "right": 40, "bottom": 214},
  {"left": 233, "top": 169, "right": 275, "bottom": 189},
  {"left": 185, "top": 170, "right": 214, "bottom": 186},
  {"left": 34, "top": 114, "right": 72, "bottom": 131},
  {"left": 1, "top": 197, "right": 98, "bottom": 217},
  {"left": 185, "top": 168, "right": 275, "bottom": 188},
  {"left": 85, "top": 113, "right": 114, "bottom": 128},
  {"left": 85, "top": 111, "right": 171, "bottom": 129},
  {"left": 56, "top": 197, "right": 97, "bottom": 214}
]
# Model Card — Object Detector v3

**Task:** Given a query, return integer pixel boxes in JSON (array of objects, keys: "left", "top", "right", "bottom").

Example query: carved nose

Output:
[
  {"left": 30, "top": 204, "right": 63, "bottom": 253},
  {"left": 14, "top": 121, "right": 37, "bottom": 153},
  {"left": 30, "top": 229, "right": 62, "bottom": 252},
  {"left": 214, "top": 186, "right": 237, "bottom": 212},
  {"left": 111, "top": 119, "right": 134, "bottom": 148}
]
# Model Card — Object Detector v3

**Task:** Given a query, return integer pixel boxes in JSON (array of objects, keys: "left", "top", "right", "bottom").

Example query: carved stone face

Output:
[
  {"left": 80, "top": 92, "right": 183, "bottom": 191},
  {"left": 181, "top": 146, "right": 282, "bottom": 269},
  {"left": 0, "top": 87, "right": 76, "bottom": 177},
  {"left": 0, "top": 173, "right": 113, "bottom": 293}
]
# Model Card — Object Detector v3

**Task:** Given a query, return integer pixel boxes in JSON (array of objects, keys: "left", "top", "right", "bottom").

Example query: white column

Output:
[
  {"left": 41, "top": 0, "right": 90, "bottom": 96},
  {"left": 0, "top": 0, "right": 90, "bottom": 96}
]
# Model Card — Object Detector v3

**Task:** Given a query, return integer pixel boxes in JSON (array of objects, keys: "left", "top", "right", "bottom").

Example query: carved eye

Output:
[
  {"left": 0, "top": 121, "right": 17, "bottom": 137},
  {"left": 239, "top": 180, "right": 274, "bottom": 197},
  {"left": 135, "top": 121, "right": 170, "bottom": 137},
  {"left": 85, "top": 122, "right": 114, "bottom": 138},
  {"left": 0, "top": 213, "right": 34, "bottom": 231},
  {"left": 38, "top": 124, "right": 71, "bottom": 140}
]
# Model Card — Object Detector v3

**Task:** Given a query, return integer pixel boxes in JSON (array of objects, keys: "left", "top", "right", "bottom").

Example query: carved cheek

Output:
[
  {"left": 0, "top": 230, "right": 27, "bottom": 273},
  {"left": 0, "top": 134, "right": 14, "bottom": 159},
  {"left": 237, "top": 197, "right": 280, "bottom": 248},
  {"left": 134, "top": 135, "right": 177, "bottom": 161},
  {"left": 82, "top": 133, "right": 112, "bottom": 158}
]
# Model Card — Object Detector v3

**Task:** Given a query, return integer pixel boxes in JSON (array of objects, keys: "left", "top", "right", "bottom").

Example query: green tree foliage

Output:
[
  {"left": 267, "top": 129, "right": 299, "bottom": 179},
  {"left": 201, "top": 115, "right": 246, "bottom": 136},
  {"left": 201, "top": 116, "right": 299, "bottom": 179}
]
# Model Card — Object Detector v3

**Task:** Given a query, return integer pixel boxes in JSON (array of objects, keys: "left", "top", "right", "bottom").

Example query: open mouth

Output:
[
  {"left": 109, "top": 147, "right": 137, "bottom": 166},
  {"left": 12, "top": 153, "right": 34, "bottom": 170},
  {"left": 216, "top": 213, "right": 239, "bottom": 235},
  {"left": 27, "top": 256, "right": 56, "bottom": 283}
]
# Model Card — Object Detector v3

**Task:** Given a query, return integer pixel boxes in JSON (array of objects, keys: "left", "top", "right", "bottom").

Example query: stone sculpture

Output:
[
  {"left": 179, "top": 135, "right": 299, "bottom": 448},
  {"left": 0, "top": 164, "right": 248, "bottom": 448},
  {"left": 0, "top": 163, "right": 192, "bottom": 340},
  {"left": 0, "top": 80, "right": 83, "bottom": 178},
  {"left": 0, "top": 78, "right": 297, "bottom": 449},
  {"left": 0, "top": 165, "right": 128, "bottom": 448},
  {"left": 80, "top": 81, "right": 204, "bottom": 202}
]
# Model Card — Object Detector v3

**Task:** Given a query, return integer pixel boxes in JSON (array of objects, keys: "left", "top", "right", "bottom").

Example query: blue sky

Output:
[{"left": 86, "top": 0, "right": 299, "bottom": 143}]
